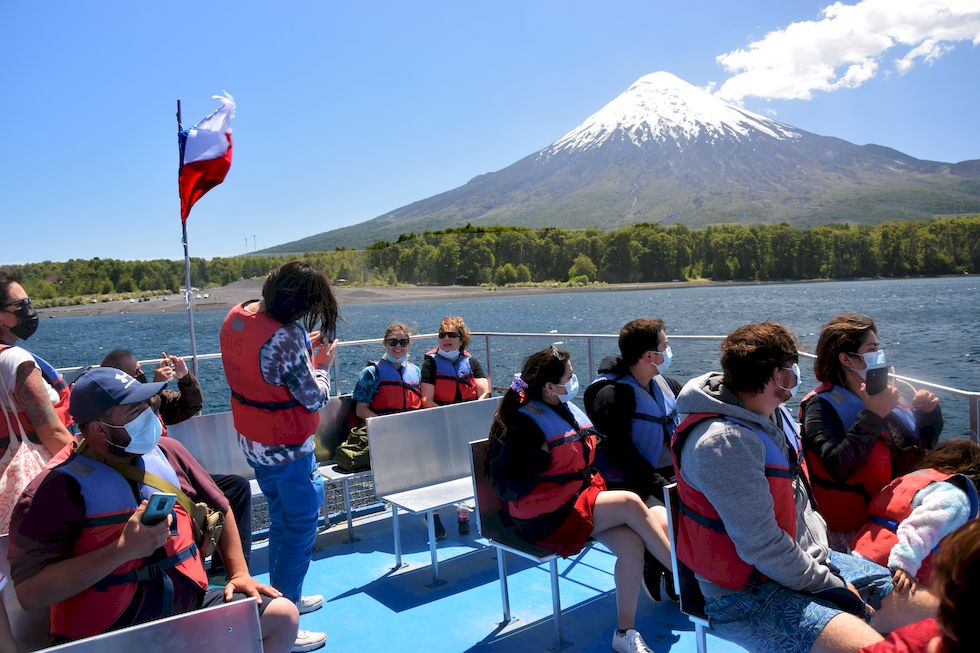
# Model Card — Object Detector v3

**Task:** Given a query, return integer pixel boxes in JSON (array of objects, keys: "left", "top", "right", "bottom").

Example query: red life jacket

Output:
[
  {"left": 0, "top": 344, "right": 73, "bottom": 452},
  {"left": 800, "top": 382, "right": 892, "bottom": 532},
  {"left": 850, "top": 469, "right": 979, "bottom": 584},
  {"left": 670, "top": 407, "right": 806, "bottom": 590},
  {"left": 219, "top": 302, "right": 319, "bottom": 446},
  {"left": 424, "top": 348, "right": 479, "bottom": 405},
  {"left": 48, "top": 445, "right": 207, "bottom": 641},
  {"left": 369, "top": 359, "right": 423, "bottom": 415},
  {"left": 507, "top": 400, "right": 598, "bottom": 520}
]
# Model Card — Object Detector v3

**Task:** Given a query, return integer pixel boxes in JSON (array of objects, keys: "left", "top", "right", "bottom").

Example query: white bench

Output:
[
  {"left": 664, "top": 482, "right": 711, "bottom": 653},
  {"left": 368, "top": 397, "right": 501, "bottom": 586}
]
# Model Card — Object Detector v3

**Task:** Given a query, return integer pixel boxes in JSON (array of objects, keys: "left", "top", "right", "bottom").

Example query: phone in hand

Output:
[
  {"left": 141, "top": 492, "right": 177, "bottom": 526},
  {"left": 865, "top": 366, "right": 889, "bottom": 396}
]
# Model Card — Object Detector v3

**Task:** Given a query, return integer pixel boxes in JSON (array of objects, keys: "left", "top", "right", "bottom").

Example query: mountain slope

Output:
[{"left": 265, "top": 72, "right": 980, "bottom": 252}]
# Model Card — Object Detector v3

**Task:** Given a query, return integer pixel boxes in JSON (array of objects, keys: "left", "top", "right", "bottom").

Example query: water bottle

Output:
[{"left": 456, "top": 503, "right": 470, "bottom": 535}]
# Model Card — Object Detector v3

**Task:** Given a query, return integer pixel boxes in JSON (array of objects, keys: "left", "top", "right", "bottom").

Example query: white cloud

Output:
[{"left": 715, "top": 0, "right": 980, "bottom": 102}]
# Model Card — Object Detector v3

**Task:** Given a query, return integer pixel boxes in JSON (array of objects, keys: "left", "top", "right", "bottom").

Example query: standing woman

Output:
[
  {"left": 421, "top": 315, "right": 490, "bottom": 407},
  {"left": 487, "top": 346, "right": 672, "bottom": 653},
  {"left": 801, "top": 313, "right": 942, "bottom": 545},
  {"left": 220, "top": 261, "right": 338, "bottom": 653}
]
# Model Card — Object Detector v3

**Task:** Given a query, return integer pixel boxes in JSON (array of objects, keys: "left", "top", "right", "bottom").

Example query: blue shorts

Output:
[{"left": 704, "top": 551, "right": 894, "bottom": 653}]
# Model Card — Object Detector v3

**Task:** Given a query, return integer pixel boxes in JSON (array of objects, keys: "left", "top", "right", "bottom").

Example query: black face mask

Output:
[{"left": 10, "top": 303, "right": 39, "bottom": 340}]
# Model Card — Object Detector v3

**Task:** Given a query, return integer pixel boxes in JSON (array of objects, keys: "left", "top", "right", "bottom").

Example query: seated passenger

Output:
[
  {"left": 673, "top": 322, "right": 937, "bottom": 653},
  {"left": 858, "top": 519, "right": 980, "bottom": 653},
  {"left": 487, "top": 345, "right": 673, "bottom": 653},
  {"left": 101, "top": 348, "right": 253, "bottom": 580},
  {"left": 850, "top": 439, "right": 979, "bottom": 592},
  {"left": 801, "top": 314, "right": 942, "bottom": 544},
  {"left": 420, "top": 315, "right": 490, "bottom": 406},
  {"left": 7, "top": 368, "right": 298, "bottom": 652}
]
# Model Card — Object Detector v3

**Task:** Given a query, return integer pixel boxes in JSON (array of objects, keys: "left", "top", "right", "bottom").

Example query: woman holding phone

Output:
[{"left": 800, "top": 313, "right": 943, "bottom": 546}]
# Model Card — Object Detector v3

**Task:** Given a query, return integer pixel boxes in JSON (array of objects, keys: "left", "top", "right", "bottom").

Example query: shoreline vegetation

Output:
[{"left": 5, "top": 215, "right": 978, "bottom": 316}]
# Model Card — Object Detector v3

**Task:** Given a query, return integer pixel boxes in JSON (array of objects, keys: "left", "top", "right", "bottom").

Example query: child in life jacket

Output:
[{"left": 850, "top": 439, "right": 980, "bottom": 593}]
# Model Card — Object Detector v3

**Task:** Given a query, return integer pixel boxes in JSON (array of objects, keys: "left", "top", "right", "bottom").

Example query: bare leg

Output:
[
  {"left": 592, "top": 490, "right": 672, "bottom": 569},
  {"left": 871, "top": 587, "right": 938, "bottom": 634},
  {"left": 811, "top": 613, "right": 882, "bottom": 653},
  {"left": 592, "top": 525, "right": 644, "bottom": 630},
  {"left": 259, "top": 596, "right": 300, "bottom": 653}
]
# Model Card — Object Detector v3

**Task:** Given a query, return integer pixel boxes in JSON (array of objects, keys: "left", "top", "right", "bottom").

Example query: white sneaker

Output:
[
  {"left": 297, "top": 594, "right": 324, "bottom": 614},
  {"left": 611, "top": 628, "right": 654, "bottom": 653},
  {"left": 292, "top": 629, "right": 327, "bottom": 652}
]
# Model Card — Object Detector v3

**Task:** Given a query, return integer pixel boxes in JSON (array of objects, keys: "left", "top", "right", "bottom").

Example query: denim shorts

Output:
[{"left": 704, "top": 551, "right": 894, "bottom": 653}]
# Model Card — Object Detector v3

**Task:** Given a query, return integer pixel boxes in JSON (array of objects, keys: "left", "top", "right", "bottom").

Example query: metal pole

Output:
[{"left": 177, "top": 99, "right": 199, "bottom": 378}]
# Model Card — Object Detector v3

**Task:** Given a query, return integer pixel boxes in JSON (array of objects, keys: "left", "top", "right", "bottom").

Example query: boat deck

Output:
[{"left": 250, "top": 508, "right": 746, "bottom": 653}]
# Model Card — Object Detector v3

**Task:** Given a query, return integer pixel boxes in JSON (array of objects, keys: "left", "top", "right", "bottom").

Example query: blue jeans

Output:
[{"left": 250, "top": 452, "right": 323, "bottom": 603}]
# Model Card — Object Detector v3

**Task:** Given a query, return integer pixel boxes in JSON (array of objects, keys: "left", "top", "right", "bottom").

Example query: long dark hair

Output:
[
  {"left": 932, "top": 519, "right": 980, "bottom": 653},
  {"left": 814, "top": 313, "right": 877, "bottom": 387},
  {"left": 0, "top": 270, "right": 21, "bottom": 304},
  {"left": 262, "top": 261, "right": 339, "bottom": 333},
  {"left": 916, "top": 439, "right": 980, "bottom": 486},
  {"left": 487, "top": 346, "right": 569, "bottom": 447}
]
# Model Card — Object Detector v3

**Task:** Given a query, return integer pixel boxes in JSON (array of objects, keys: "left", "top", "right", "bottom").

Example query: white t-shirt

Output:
[{"left": 0, "top": 346, "right": 59, "bottom": 413}]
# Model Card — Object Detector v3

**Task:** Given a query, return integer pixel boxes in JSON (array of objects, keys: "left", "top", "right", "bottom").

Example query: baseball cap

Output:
[{"left": 69, "top": 367, "right": 167, "bottom": 424}]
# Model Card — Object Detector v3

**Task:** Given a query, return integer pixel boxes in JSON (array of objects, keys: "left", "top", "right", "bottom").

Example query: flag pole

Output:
[{"left": 177, "top": 100, "right": 200, "bottom": 377}]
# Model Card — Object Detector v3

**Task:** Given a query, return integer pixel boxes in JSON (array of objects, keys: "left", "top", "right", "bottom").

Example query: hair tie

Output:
[{"left": 510, "top": 373, "right": 528, "bottom": 399}]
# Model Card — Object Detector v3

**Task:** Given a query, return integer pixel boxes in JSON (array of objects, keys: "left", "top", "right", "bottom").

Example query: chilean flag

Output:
[{"left": 178, "top": 93, "right": 235, "bottom": 222}]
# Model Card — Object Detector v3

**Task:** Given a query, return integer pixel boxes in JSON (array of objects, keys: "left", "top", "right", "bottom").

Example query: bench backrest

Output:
[
  {"left": 0, "top": 534, "right": 50, "bottom": 651},
  {"left": 41, "top": 597, "right": 262, "bottom": 652},
  {"left": 663, "top": 482, "right": 708, "bottom": 620},
  {"left": 369, "top": 397, "right": 501, "bottom": 497},
  {"left": 468, "top": 438, "right": 556, "bottom": 558}
]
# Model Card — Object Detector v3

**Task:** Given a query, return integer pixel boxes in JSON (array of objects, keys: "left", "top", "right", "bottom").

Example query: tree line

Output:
[{"left": 5, "top": 216, "right": 978, "bottom": 305}]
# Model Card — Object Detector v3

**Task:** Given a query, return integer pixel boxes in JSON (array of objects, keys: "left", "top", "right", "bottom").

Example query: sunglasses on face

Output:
[
  {"left": 386, "top": 338, "right": 410, "bottom": 347},
  {"left": 2, "top": 297, "right": 31, "bottom": 311},
  {"left": 438, "top": 331, "right": 460, "bottom": 339}
]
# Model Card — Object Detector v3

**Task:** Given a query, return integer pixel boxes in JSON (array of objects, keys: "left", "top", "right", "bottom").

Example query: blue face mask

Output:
[
  {"left": 385, "top": 352, "right": 408, "bottom": 365},
  {"left": 557, "top": 374, "right": 579, "bottom": 403},
  {"left": 437, "top": 348, "right": 461, "bottom": 361},
  {"left": 103, "top": 407, "right": 162, "bottom": 455},
  {"left": 654, "top": 346, "right": 673, "bottom": 372}
]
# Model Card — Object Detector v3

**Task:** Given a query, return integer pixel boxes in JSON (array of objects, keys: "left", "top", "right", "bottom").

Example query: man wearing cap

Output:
[{"left": 7, "top": 368, "right": 300, "bottom": 652}]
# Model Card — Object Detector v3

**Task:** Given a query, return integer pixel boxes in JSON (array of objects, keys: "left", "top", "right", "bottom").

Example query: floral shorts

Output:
[{"left": 704, "top": 551, "right": 894, "bottom": 653}]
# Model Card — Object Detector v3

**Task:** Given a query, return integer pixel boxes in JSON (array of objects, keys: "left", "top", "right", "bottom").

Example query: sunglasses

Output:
[
  {"left": 2, "top": 297, "right": 31, "bottom": 310},
  {"left": 438, "top": 331, "right": 460, "bottom": 339},
  {"left": 386, "top": 338, "right": 410, "bottom": 347}
]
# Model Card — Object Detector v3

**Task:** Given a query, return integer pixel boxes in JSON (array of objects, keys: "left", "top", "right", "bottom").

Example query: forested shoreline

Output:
[{"left": 6, "top": 216, "right": 978, "bottom": 307}]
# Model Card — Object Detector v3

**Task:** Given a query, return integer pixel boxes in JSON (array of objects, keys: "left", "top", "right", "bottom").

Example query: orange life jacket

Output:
[
  {"left": 507, "top": 400, "right": 598, "bottom": 520},
  {"left": 0, "top": 344, "right": 72, "bottom": 452},
  {"left": 671, "top": 407, "right": 806, "bottom": 590},
  {"left": 48, "top": 446, "right": 206, "bottom": 641},
  {"left": 424, "top": 348, "right": 479, "bottom": 405},
  {"left": 369, "top": 359, "right": 423, "bottom": 415},
  {"left": 850, "top": 469, "right": 979, "bottom": 584},
  {"left": 219, "top": 302, "right": 319, "bottom": 445}
]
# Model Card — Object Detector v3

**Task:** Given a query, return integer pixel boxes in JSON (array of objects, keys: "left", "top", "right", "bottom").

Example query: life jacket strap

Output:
[
  {"left": 230, "top": 391, "right": 301, "bottom": 411},
  {"left": 95, "top": 543, "right": 198, "bottom": 589},
  {"left": 869, "top": 515, "right": 900, "bottom": 532}
]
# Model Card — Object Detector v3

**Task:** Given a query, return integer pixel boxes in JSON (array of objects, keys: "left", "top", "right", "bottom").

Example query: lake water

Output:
[{"left": 26, "top": 276, "right": 979, "bottom": 437}]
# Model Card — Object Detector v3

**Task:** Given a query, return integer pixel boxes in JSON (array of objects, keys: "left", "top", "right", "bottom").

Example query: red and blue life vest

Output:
[
  {"left": 219, "top": 302, "right": 320, "bottom": 446},
  {"left": 507, "top": 400, "right": 598, "bottom": 520},
  {"left": 48, "top": 445, "right": 207, "bottom": 641},
  {"left": 369, "top": 359, "right": 423, "bottom": 415},
  {"left": 850, "top": 468, "right": 979, "bottom": 584},
  {"left": 0, "top": 344, "right": 73, "bottom": 449},
  {"left": 671, "top": 406, "right": 807, "bottom": 590},
  {"left": 424, "top": 348, "right": 479, "bottom": 405}
]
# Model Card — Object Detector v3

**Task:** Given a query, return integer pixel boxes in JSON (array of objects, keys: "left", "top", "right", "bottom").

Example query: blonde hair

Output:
[
  {"left": 383, "top": 322, "right": 412, "bottom": 342},
  {"left": 439, "top": 315, "right": 470, "bottom": 350}
]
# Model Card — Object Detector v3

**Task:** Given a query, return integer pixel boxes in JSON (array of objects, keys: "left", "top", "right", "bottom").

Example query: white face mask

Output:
[
  {"left": 103, "top": 407, "right": 162, "bottom": 455},
  {"left": 437, "top": 348, "right": 461, "bottom": 361},
  {"left": 556, "top": 374, "right": 579, "bottom": 403},
  {"left": 775, "top": 363, "right": 802, "bottom": 398},
  {"left": 846, "top": 350, "right": 886, "bottom": 379},
  {"left": 385, "top": 352, "right": 408, "bottom": 365},
  {"left": 654, "top": 346, "right": 673, "bottom": 372}
]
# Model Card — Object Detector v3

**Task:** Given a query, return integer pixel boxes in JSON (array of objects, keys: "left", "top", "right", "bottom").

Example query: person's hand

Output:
[
  {"left": 910, "top": 389, "right": 940, "bottom": 413},
  {"left": 892, "top": 568, "right": 918, "bottom": 595},
  {"left": 846, "top": 581, "right": 875, "bottom": 618},
  {"left": 315, "top": 339, "right": 338, "bottom": 369},
  {"left": 223, "top": 573, "right": 283, "bottom": 604},
  {"left": 117, "top": 501, "right": 171, "bottom": 560},
  {"left": 861, "top": 383, "right": 900, "bottom": 418},
  {"left": 308, "top": 331, "right": 323, "bottom": 349},
  {"left": 153, "top": 359, "right": 177, "bottom": 382},
  {"left": 162, "top": 352, "right": 189, "bottom": 380}
]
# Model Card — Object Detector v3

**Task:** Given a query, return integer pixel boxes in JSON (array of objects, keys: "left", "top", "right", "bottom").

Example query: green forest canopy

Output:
[{"left": 6, "top": 216, "right": 978, "bottom": 306}]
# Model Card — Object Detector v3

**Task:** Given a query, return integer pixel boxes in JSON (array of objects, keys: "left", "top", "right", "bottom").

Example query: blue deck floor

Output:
[{"left": 244, "top": 508, "right": 747, "bottom": 653}]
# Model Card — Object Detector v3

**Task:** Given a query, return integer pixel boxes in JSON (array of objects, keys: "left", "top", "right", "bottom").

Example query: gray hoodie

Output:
[{"left": 674, "top": 372, "right": 847, "bottom": 598}]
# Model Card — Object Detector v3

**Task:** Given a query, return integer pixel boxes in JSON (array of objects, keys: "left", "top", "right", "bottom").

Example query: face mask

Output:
[
  {"left": 103, "top": 407, "right": 162, "bottom": 455},
  {"left": 437, "top": 349, "right": 461, "bottom": 361},
  {"left": 654, "top": 346, "right": 673, "bottom": 372},
  {"left": 556, "top": 374, "right": 579, "bottom": 403},
  {"left": 385, "top": 352, "right": 408, "bottom": 365},
  {"left": 847, "top": 350, "right": 886, "bottom": 380},
  {"left": 10, "top": 303, "right": 39, "bottom": 340},
  {"left": 775, "top": 363, "right": 801, "bottom": 398}
]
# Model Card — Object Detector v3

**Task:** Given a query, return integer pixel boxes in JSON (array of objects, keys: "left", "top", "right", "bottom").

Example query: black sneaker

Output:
[
  {"left": 457, "top": 518, "right": 470, "bottom": 535},
  {"left": 429, "top": 513, "right": 447, "bottom": 541},
  {"left": 663, "top": 568, "right": 679, "bottom": 602},
  {"left": 642, "top": 551, "right": 664, "bottom": 602}
]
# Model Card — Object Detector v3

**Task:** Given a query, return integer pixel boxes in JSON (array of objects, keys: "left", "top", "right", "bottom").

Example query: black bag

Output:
[{"left": 335, "top": 426, "right": 371, "bottom": 472}]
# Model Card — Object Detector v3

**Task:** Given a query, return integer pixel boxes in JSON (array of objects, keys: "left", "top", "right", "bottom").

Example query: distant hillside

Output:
[{"left": 263, "top": 72, "right": 980, "bottom": 253}]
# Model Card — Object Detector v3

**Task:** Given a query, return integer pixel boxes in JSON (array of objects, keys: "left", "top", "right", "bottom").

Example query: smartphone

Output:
[
  {"left": 865, "top": 366, "right": 889, "bottom": 396},
  {"left": 326, "top": 326, "right": 336, "bottom": 344},
  {"left": 141, "top": 492, "right": 177, "bottom": 526}
]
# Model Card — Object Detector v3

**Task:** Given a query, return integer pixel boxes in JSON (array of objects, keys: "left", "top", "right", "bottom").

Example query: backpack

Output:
[{"left": 334, "top": 426, "right": 371, "bottom": 473}]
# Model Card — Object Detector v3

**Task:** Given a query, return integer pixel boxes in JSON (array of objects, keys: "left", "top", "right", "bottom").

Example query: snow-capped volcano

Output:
[
  {"left": 266, "top": 72, "right": 980, "bottom": 252},
  {"left": 546, "top": 71, "right": 798, "bottom": 154}
]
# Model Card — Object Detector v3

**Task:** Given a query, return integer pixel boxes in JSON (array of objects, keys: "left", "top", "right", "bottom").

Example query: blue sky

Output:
[{"left": 2, "top": 1, "right": 979, "bottom": 264}]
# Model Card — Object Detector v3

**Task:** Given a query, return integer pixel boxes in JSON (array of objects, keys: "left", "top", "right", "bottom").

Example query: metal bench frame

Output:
[{"left": 664, "top": 482, "right": 711, "bottom": 653}]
